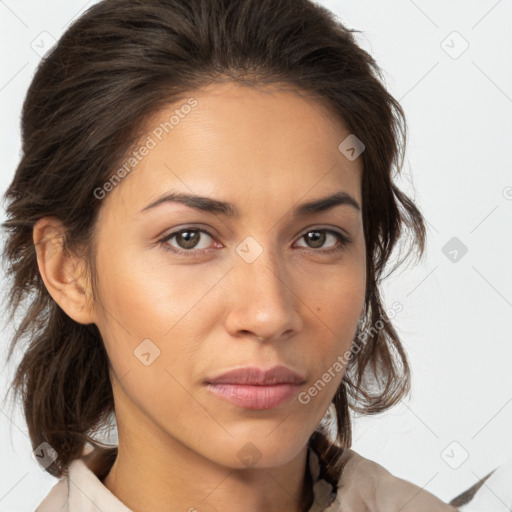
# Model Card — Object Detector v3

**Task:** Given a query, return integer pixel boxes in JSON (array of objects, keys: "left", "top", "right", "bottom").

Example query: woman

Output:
[{"left": 2, "top": 0, "right": 461, "bottom": 510}]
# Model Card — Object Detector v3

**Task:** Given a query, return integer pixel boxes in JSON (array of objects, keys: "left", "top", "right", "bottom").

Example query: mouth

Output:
[
  {"left": 204, "top": 365, "right": 306, "bottom": 410},
  {"left": 205, "top": 382, "right": 303, "bottom": 410}
]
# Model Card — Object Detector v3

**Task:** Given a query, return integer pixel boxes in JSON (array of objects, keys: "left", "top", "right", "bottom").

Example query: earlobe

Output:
[{"left": 33, "top": 217, "right": 96, "bottom": 325}]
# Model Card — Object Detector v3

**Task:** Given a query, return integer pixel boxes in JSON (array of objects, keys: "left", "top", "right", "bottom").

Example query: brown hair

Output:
[{"left": 1, "top": 0, "right": 425, "bottom": 482}]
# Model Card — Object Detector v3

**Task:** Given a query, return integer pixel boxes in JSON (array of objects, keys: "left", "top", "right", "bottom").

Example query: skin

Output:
[{"left": 33, "top": 81, "right": 366, "bottom": 512}]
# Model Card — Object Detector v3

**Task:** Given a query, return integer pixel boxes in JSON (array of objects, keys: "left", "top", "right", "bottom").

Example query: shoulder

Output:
[{"left": 331, "top": 448, "right": 458, "bottom": 512}]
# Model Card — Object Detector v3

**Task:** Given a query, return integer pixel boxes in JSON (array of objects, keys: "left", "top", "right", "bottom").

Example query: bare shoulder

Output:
[{"left": 336, "top": 448, "right": 459, "bottom": 512}]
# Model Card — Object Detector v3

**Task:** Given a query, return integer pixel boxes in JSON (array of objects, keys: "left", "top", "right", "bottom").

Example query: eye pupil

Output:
[
  {"left": 178, "top": 230, "right": 200, "bottom": 249},
  {"left": 306, "top": 230, "right": 325, "bottom": 249}
]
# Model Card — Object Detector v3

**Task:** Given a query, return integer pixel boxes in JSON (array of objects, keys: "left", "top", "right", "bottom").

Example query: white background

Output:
[{"left": 1, "top": 0, "right": 511, "bottom": 510}]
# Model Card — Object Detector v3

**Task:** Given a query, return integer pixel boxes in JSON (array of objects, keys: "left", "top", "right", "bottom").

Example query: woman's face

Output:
[{"left": 90, "top": 81, "right": 366, "bottom": 469}]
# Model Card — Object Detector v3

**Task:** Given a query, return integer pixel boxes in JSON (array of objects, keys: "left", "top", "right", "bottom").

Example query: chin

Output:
[{"left": 200, "top": 431, "right": 308, "bottom": 470}]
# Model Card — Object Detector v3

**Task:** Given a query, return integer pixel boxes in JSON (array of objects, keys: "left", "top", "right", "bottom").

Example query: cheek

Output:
[
  {"left": 301, "top": 268, "right": 365, "bottom": 395},
  {"left": 306, "top": 260, "right": 365, "bottom": 330},
  {"left": 294, "top": 280, "right": 364, "bottom": 430},
  {"left": 92, "top": 246, "right": 228, "bottom": 400},
  {"left": 95, "top": 243, "right": 225, "bottom": 337},
  {"left": 92, "top": 251, "right": 214, "bottom": 433}
]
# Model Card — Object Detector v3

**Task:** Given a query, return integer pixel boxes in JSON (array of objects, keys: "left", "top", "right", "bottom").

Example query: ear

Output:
[{"left": 33, "top": 217, "right": 96, "bottom": 325}]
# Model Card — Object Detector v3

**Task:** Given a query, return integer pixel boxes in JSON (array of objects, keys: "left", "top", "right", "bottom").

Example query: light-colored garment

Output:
[
  {"left": 35, "top": 438, "right": 501, "bottom": 512},
  {"left": 313, "top": 447, "right": 458, "bottom": 511},
  {"left": 41, "top": 434, "right": 512, "bottom": 512}
]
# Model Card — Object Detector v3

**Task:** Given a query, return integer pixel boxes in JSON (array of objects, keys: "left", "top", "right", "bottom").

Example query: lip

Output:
[
  {"left": 204, "top": 365, "right": 306, "bottom": 386},
  {"left": 205, "top": 383, "right": 303, "bottom": 410},
  {"left": 204, "top": 365, "right": 306, "bottom": 410}
]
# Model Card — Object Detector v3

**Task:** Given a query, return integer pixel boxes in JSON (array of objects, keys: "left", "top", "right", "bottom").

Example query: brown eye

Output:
[
  {"left": 295, "top": 229, "right": 350, "bottom": 253},
  {"left": 159, "top": 228, "right": 215, "bottom": 254},
  {"left": 173, "top": 229, "right": 202, "bottom": 249},
  {"left": 304, "top": 230, "right": 327, "bottom": 249}
]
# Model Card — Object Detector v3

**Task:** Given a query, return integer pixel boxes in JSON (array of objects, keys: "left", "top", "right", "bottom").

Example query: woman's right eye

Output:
[{"left": 158, "top": 227, "right": 217, "bottom": 255}]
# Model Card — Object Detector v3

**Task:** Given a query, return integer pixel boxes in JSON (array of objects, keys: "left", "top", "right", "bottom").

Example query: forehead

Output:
[{"left": 104, "top": 81, "right": 363, "bottom": 215}]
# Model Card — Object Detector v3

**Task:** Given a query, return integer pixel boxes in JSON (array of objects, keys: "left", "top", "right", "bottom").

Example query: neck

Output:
[{"left": 101, "top": 437, "right": 312, "bottom": 512}]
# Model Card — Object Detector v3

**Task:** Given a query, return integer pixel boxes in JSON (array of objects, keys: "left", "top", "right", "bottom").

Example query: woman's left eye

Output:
[{"left": 158, "top": 227, "right": 351, "bottom": 256}]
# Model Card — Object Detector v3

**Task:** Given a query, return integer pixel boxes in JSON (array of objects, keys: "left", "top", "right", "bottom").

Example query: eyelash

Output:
[{"left": 158, "top": 227, "right": 351, "bottom": 257}]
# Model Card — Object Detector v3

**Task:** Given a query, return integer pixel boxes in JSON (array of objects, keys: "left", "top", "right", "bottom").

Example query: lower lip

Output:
[{"left": 205, "top": 383, "right": 302, "bottom": 410}]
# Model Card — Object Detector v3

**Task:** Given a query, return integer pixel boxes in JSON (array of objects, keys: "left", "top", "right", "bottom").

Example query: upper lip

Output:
[{"left": 204, "top": 365, "right": 306, "bottom": 386}]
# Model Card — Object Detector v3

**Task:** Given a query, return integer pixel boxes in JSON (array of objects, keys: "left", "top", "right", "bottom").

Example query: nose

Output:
[{"left": 224, "top": 246, "right": 303, "bottom": 342}]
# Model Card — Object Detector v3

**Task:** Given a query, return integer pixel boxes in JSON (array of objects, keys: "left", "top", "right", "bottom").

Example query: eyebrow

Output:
[{"left": 139, "top": 190, "right": 360, "bottom": 217}]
